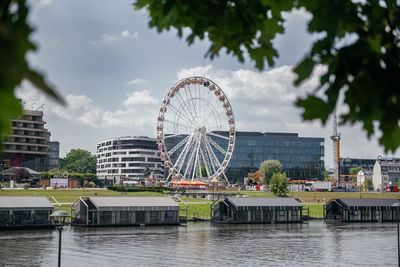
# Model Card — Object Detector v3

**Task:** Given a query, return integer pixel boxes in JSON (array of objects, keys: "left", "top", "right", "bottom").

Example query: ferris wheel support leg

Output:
[
  {"left": 166, "top": 174, "right": 172, "bottom": 181},
  {"left": 200, "top": 146, "right": 212, "bottom": 179},
  {"left": 222, "top": 172, "right": 230, "bottom": 185}
]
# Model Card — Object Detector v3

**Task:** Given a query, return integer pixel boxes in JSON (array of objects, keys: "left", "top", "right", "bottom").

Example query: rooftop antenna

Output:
[{"left": 36, "top": 104, "right": 44, "bottom": 111}]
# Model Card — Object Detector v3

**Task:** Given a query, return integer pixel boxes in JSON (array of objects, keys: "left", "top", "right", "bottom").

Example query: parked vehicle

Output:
[
  {"left": 313, "top": 182, "right": 331, "bottom": 192},
  {"left": 385, "top": 185, "right": 399, "bottom": 192},
  {"left": 304, "top": 181, "right": 331, "bottom": 192}
]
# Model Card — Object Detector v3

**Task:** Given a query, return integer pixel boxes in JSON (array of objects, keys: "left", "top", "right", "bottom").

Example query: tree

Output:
[
  {"left": 260, "top": 160, "right": 282, "bottom": 184},
  {"left": 349, "top": 166, "right": 362, "bottom": 182},
  {"left": 0, "top": 0, "right": 63, "bottom": 149},
  {"left": 269, "top": 173, "right": 289, "bottom": 197},
  {"left": 135, "top": 0, "right": 400, "bottom": 152},
  {"left": 324, "top": 170, "right": 330, "bottom": 180},
  {"left": 366, "top": 179, "right": 373, "bottom": 191},
  {"left": 143, "top": 167, "right": 152, "bottom": 178},
  {"left": 349, "top": 166, "right": 362, "bottom": 176},
  {"left": 60, "top": 149, "right": 97, "bottom": 174}
]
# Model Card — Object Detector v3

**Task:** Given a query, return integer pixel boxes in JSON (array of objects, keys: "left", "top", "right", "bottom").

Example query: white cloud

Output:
[
  {"left": 91, "top": 30, "right": 139, "bottom": 44},
  {"left": 123, "top": 90, "right": 158, "bottom": 107},
  {"left": 127, "top": 78, "right": 146, "bottom": 85},
  {"left": 37, "top": 0, "right": 52, "bottom": 7},
  {"left": 16, "top": 85, "right": 158, "bottom": 130}
]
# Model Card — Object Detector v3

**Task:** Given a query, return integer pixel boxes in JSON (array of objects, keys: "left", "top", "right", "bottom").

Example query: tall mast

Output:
[{"left": 330, "top": 110, "right": 341, "bottom": 183}]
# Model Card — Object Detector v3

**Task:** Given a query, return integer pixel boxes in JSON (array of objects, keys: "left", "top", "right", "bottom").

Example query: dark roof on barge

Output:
[
  {"left": 88, "top": 197, "right": 179, "bottom": 211},
  {"left": 0, "top": 197, "right": 54, "bottom": 209},
  {"left": 226, "top": 197, "right": 302, "bottom": 208},
  {"left": 337, "top": 198, "right": 400, "bottom": 207}
]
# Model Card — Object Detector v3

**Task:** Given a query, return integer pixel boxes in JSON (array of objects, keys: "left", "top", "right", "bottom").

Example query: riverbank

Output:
[{"left": 0, "top": 189, "right": 398, "bottom": 219}]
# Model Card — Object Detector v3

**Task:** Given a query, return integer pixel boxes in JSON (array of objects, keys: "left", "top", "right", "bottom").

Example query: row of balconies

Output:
[
  {"left": 4, "top": 143, "right": 49, "bottom": 152},
  {"left": 6, "top": 137, "right": 48, "bottom": 145},
  {"left": 12, "top": 129, "right": 47, "bottom": 136},
  {"left": 12, "top": 121, "right": 45, "bottom": 129}
]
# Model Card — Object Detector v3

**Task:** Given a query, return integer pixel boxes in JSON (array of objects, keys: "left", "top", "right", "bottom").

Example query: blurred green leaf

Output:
[
  {"left": 134, "top": 0, "right": 400, "bottom": 152},
  {"left": 0, "top": 0, "right": 64, "bottom": 149}
]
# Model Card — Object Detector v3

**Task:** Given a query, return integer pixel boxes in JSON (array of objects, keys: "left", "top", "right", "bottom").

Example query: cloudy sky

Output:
[{"left": 17, "top": 0, "right": 398, "bottom": 167}]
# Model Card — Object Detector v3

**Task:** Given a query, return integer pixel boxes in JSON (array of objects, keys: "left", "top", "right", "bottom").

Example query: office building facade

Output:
[
  {"left": 48, "top": 141, "right": 60, "bottom": 170},
  {"left": 340, "top": 157, "right": 377, "bottom": 175},
  {"left": 1, "top": 109, "right": 50, "bottom": 171},
  {"left": 226, "top": 132, "right": 324, "bottom": 183},
  {"left": 96, "top": 136, "right": 163, "bottom": 184}
]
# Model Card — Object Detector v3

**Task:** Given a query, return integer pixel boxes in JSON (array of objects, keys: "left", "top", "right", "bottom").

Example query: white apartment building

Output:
[
  {"left": 96, "top": 136, "right": 163, "bottom": 184},
  {"left": 372, "top": 159, "right": 400, "bottom": 191}
]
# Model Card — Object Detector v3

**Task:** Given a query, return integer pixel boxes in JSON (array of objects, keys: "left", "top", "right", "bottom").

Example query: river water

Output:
[{"left": 0, "top": 221, "right": 397, "bottom": 266}]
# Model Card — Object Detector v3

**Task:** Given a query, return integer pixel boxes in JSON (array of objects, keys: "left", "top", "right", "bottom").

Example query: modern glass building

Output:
[
  {"left": 164, "top": 131, "right": 325, "bottom": 184},
  {"left": 227, "top": 132, "right": 325, "bottom": 183}
]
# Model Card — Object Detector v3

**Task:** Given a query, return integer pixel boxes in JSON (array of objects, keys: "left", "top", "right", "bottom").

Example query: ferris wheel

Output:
[{"left": 156, "top": 77, "right": 235, "bottom": 183}]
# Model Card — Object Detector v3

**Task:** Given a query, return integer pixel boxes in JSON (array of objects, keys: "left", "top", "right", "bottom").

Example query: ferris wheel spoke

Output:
[
  {"left": 204, "top": 102, "right": 223, "bottom": 128},
  {"left": 173, "top": 92, "right": 197, "bottom": 123},
  {"left": 205, "top": 135, "right": 227, "bottom": 155},
  {"left": 206, "top": 131, "right": 230, "bottom": 141},
  {"left": 167, "top": 135, "right": 190, "bottom": 156},
  {"left": 199, "top": 145, "right": 212, "bottom": 178},
  {"left": 203, "top": 137, "right": 219, "bottom": 174},
  {"left": 174, "top": 135, "right": 194, "bottom": 174},
  {"left": 192, "top": 135, "right": 202, "bottom": 181},
  {"left": 183, "top": 138, "right": 198, "bottom": 179},
  {"left": 204, "top": 137, "right": 223, "bottom": 171},
  {"left": 167, "top": 103, "right": 194, "bottom": 126},
  {"left": 180, "top": 86, "right": 198, "bottom": 123},
  {"left": 174, "top": 90, "right": 195, "bottom": 122},
  {"left": 207, "top": 122, "right": 230, "bottom": 131},
  {"left": 164, "top": 119, "right": 193, "bottom": 129}
]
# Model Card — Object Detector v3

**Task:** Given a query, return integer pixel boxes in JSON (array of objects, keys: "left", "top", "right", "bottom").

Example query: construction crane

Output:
[{"left": 330, "top": 110, "right": 341, "bottom": 184}]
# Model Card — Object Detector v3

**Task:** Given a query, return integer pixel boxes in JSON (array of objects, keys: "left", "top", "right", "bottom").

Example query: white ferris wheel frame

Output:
[{"left": 156, "top": 76, "right": 236, "bottom": 184}]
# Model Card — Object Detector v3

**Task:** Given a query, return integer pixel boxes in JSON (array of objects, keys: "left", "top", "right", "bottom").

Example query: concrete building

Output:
[
  {"left": 96, "top": 136, "right": 163, "bottom": 184},
  {"left": 1, "top": 109, "right": 50, "bottom": 171},
  {"left": 72, "top": 197, "right": 180, "bottom": 226},
  {"left": 212, "top": 197, "right": 303, "bottom": 224},
  {"left": 0, "top": 196, "right": 54, "bottom": 229},
  {"left": 372, "top": 159, "right": 400, "bottom": 191}
]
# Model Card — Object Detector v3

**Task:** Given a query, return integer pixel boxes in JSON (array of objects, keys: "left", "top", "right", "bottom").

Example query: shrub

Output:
[{"left": 107, "top": 185, "right": 176, "bottom": 193}]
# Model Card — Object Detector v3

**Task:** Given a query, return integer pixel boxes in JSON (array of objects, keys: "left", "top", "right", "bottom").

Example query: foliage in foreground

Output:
[
  {"left": 0, "top": 0, "right": 63, "bottom": 149},
  {"left": 135, "top": 0, "right": 400, "bottom": 152}
]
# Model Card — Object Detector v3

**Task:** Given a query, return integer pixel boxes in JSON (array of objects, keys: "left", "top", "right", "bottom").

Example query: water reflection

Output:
[{"left": 0, "top": 221, "right": 397, "bottom": 266}]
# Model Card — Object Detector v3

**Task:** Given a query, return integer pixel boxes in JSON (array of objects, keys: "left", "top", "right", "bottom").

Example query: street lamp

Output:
[
  {"left": 392, "top": 202, "right": 400, "bottom": 267},
  {"left": 50, "top": 210, "right": 70, "bottom": 267}
]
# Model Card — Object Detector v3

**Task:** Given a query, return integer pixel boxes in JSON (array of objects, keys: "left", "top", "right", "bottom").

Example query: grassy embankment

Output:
[{"left": 0, "top": 189, "right": 398, "bottom": 219}]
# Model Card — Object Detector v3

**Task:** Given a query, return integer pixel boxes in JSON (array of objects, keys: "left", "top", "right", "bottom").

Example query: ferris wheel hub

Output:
[{"left": 199, "top": 126, "right": 206, "bottom": 134}]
